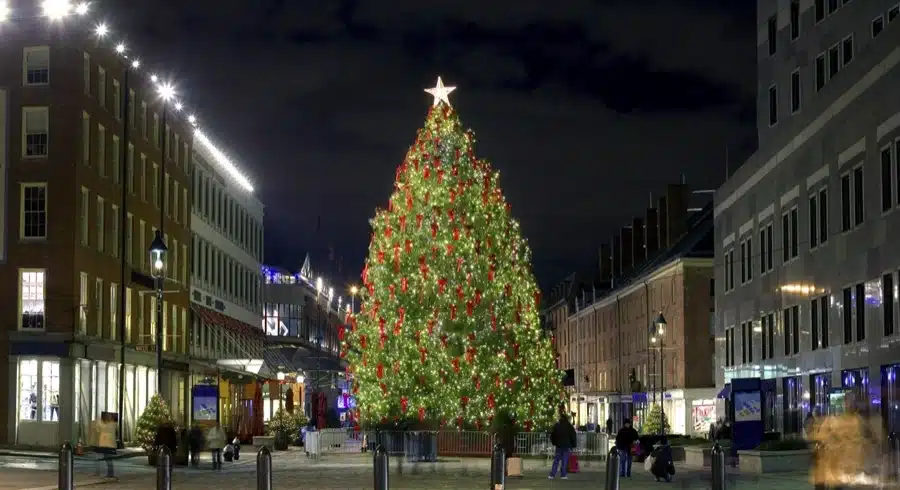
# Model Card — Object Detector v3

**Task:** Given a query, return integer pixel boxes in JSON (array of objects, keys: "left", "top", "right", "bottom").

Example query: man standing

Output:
[
  {"left": 548, "top": 413, "right": 577, "bottom": 480},
  {"left": 615, "top": 420, "right": 639, "bottom": 478}
]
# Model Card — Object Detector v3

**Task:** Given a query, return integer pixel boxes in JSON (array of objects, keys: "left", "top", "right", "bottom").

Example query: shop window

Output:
[
  {"left": 19, "top": 360, "right": 38, "bottom": 420},
  {"left": 42, "top": 361, "right": 60, "bottom": 421},
  {"left": 106, "top": 364, "right": 118, "bottom": 413}
]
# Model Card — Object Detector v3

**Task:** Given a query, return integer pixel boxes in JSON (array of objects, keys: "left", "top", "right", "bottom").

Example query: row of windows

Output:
[
  {"left": 191, "top": 166, "right": 262, "bottom": 261},
  {"left": 191, "top": 234, "right": 260, "bottom": 312},
  {"left": 871, "top": 5, "right": 900, "bottom": 39},
  {"left": 262, "top": 303, "right": 339, "bottom": 353},
  {"left": 767, "top": 0, "right": 853, "bottom": 56}
]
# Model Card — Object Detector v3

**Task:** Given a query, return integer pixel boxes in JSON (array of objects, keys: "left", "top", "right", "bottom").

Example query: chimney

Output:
[
  {"left": 665, "top": 183, "right": 690, "bottom": 245},
  {"left": 658, "top": 196, "right": 669, "bottom": 250},
  {"left": 619, "top": 226, "right": 634, "bottom": 277},
  {"left": 645, "top": 208, "right": 660, "bottom": 257},
  {"left": 611, "top": 237, "right": 622, "bottom": 283},
  {"left": 631, "top": 217, "right": 645, "bottom": 268},
  {"left": 598, "top": 243, "right": 613, "bottom": 284}
]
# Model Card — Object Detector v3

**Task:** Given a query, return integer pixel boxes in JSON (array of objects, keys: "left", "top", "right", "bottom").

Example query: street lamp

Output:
[
  {"left": 650, "top": 312, "right": 667, "bottom": 435},
  {"left": 149, "top": 231, "right": 167, "bottom": 396},
  {"left": 349, "top": 285, "right": 358, "bottom": 313}
]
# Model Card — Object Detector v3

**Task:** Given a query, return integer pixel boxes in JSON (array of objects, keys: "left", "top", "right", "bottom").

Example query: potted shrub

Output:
[
  {"left": 268, "top": 409, "right": 297, "bottom": 451},
  {"left": 291, "top": 411, "right": 308, "bottom": 446},
  {"left": 135, "top": 394, "right": 174, "bottom": 465}
]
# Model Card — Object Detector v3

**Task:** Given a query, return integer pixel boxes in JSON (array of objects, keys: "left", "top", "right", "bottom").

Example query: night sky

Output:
[{"left": 109, "top": 0, "right": 758, "bottom": 290}]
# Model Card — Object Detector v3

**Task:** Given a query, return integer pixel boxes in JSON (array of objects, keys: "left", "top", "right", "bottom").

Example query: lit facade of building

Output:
[{"left": 714, "top": 0, "right": 900, "bottom": 435}]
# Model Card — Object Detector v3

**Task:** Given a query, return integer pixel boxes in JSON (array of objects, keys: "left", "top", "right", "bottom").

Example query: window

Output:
[
  {"left": 883, "top": 144, "right": 894, "bottom": 212},
  {"left": 97, "top": 66, "right": 106, "bottom": 108},
  {"left": 782, "top": 207, "right": 798, "bottom": 262},
  {"left": 139, "top": 101, "right": 149, "bottom": 140},
  {"left": 891, "top": 5, "right": 900, "bottom": 22},
  {"left": 182, "top": 243, "right": 188, "bottom": 285},
  {"left": 809, "top": 188, "right": 828, "bottom": 249},
  {"left": 81, "top": 111, "right": 91, "bottom": 165},
  {"left": 790, "top": 0, "right": 800, "bottom": 40},
  {"left": 843, "top": 286, "right": 853, "bottom": 344},
  {"left": 19, "top": 183, "right": 47, "bottom": 239},
  {"left": 125, "top": 287, "right": 133, "bottom": 343},
  {"left": 873, "top": 16, "right": 885, "bottom": 38},
  {"left": 783, "top": 305, "right": 800, "bottom": 356},
  {"left": 23, "top": 46, "right": 50, "bottom": 85},
  {"left": 94, "top": 278, "right": 103, "bottom": 337},
  {"left": 140, "top": 154, "right": 147, "bottom": 201},
  {"left": 164, "top": 173, "right": 170, "bottom": 216},
  {"left": 110, "top": 284, "right": 117, "bottom": 341},
  {"left": 182, "top": 188, "right": 188, "bottom": 225},
  {"left": 80, "top": 188, "right": 89, "bottom": 246},
  {"left": 97, "top": 124, "right": 106, "bottom": 178},
  {"left": 815, "top": 0, "right": 825, "bottom": 22},
  {"left": 82, "top": 52, "right": 90, "bottom": 94},
  {"left": 811, "top": 297, "right": 820, "bottom": 350},
  {"left": 127, "top": 144, "right": 135, "bottom": 194},
  {"left": 816, "top": 54, "right": 827, "bottom": 92},
  {"left": 767, "top": 15, "right": 777, "bottom": 56},
  {"left": 153, "top": 113, "right": 160, "bottom": 148},
  {"left": 139, "top": 220, "right": 146, "bottom": 271},
  {"left": 22, "top": 107, "right": 49, "bottom": 157},
  {"left": 829, "top": 44, "right": 840, "bottom": 79},
  {"left": 96, "top": 196, "right": 105, "bottom": 253},
  {"left": 853, "top": 166, "right": 864, "bottom": 226},
  {"left": 111, "top": 205, "right": 119, "bottom": 258},
  {"left": 152, "top": 163, "right": 159, "bottom": 208},
  {"left": 842, "top": 36, "right": 854, "bottom": 66},
  {"left": 885, "top": 273, "right": 895, "bottom": 337},
  {"left": 79, "top": 272, "right": 88, "bottom": 334},
  {"left": 19, "top": 270, "right": 45, "bottom": 330},
  {"left": 759, "top": 223, "right": 774, "bottom": 274},
  {"left": 725, "top": 248, "right": 735, "bottom": 292},
  {"left": 828, "top": 0, "right": 838, "bottom": 14},
  {"left": 791, "top": 70, "right": 801, "bottom": 113},
  {"left": 126, "top": 213, "right": 133, "bottom": 265},
  {"left": 128, "top": 89, "right": 135, "bottom": 126},
  {"left": 19, "top": 359, "right": 38, "bottom": 421},
  {"left": 842, "top": 167, "right": 864, "bottom": 230},
  {"left": 725, "top": 326, "right": 734, "bottom": 367},
  {"left": 112, "top": 79, "right": 121, "bottom": 119},
  {"left": 854, "top": 282, "right": 866, "bottom": 341},
  {"left": 740, "top": 237, "right": 752, "bottom": 284},
  {"left": 768, "top": 85, "right": 777, "bottom": 126},
  {"left": 173, "top": 181, "right": 179, "bottom": 222},
  {"left": 741, "top": 321, "right": 753, "bottom": 364}
]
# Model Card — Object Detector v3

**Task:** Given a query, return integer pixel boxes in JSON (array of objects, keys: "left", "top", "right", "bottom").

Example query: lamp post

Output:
[
  {"left": 349, "top": 285, "right": 358, "bottom": 313},
  {"left": 314, "top": 277, "right": 323, "bottom": 424},
  {"left": 650, "top": 312, "right": 667, "bottom": 436},
  {"left": 149, "top": 231, "right": 167, "bottom": 395}
]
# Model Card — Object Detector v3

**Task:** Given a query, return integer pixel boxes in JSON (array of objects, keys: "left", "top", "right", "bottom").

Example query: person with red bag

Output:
[
  {"left": 615, "top": 420, "right": 640, "bottom": 478},
  {"left": 548, "top": 413, "right": 577, "bottom": 480}
]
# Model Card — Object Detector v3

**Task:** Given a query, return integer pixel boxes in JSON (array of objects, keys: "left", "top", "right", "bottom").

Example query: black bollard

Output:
[
  {"left": 374, "top": 444, "right": 389, "bottom": 490},
  {"left": 490, "top": 441, "right": 505, "bottom": 490},
  {"left": 711, "top": 443, "right": 726, "bottom": 490},
  {"left": 256, "top": 446, "right": 273, "bottom": 490},
  {"left": 156, "top": 446, "right": 172, "bottom": 490},
  {"left": 604, "top": 447, "right": 620, "bottom": 490},
  {"left": 890, "top": 432, "right": 900, "bottom": 481},
  {"left": 58, "top": 442, "right": 74, "bottom": 490}
]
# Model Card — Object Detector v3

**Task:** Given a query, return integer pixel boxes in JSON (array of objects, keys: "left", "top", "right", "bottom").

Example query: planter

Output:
[
  {"left": 274, "top": 439, "right": 289, "bottom": 451},
  {"left": 147, "top": 453, "right": 158, "bottom": 466},
  {"left": 253, "top": 436, "right": 275, "bottom": 450},
  {"left": 737, "top": 449, "right": 812, "bottom": 473},
  {"left": 507, "top": 457, "right": 523, "bottom": 477},
  {"left": 683, "top": 446, "right": 711, "bottom": 467}
]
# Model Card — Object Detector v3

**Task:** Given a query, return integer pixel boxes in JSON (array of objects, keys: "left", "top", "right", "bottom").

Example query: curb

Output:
[
  {"left": 0, "top": 450, "right": 146, "bottom": 461},
  {"left": 21, "top": 477, "right": 115, "bottom": 490}
]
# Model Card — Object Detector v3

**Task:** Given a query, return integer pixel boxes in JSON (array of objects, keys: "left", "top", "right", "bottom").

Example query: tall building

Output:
[
  {"left": 188, "top": 130, "right": 266, "bottom": 439},
  {"left": 715, "top": 0, "right": 900, "bottom": 436},
  {"left": 0, "top": 14, "right": 193, "bottom": 445},
  {"left": 563, "top": 185, "right": 716, "bottom": 435},
  {"left": 262, "top": 259, "right": 349, "bottom": 428}
]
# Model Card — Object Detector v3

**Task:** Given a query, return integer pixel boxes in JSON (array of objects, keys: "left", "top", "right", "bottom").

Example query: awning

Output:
[
  {"left": 192, "top": 304, "right": 265, "bottom": 375},
  {"left": 264, "top": 345, "right": 346, "bottom": 374},
  {"left": 717, "top": 384, "right": 731, "bottom": 399},
  {"left": 192, "top": 304, "right": 264, "bottom": 342}
]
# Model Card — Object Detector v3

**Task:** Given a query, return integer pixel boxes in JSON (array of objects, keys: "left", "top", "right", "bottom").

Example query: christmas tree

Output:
[
  {"left": 343, "top": 78, "right": 563, "bottom": 432},
  {"left": 643, "top": 404, "right": 670, "bottom": 435},
  {"left": 135, "top": 393, "right": 173, "bottom": 452}
]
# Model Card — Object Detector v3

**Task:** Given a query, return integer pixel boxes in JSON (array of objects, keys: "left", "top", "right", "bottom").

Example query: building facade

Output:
[
  {"left": 0, "top": 22, "right": 193, "bottom": 446},
  {"left": 262, "top": 261, "right": 349, "bottom": 427},
  {"left": 714, "top": 0, "right": 900, "bottom": 435},
  {"left": 562, "top": 186, "right": 717, "bottom": 435}
]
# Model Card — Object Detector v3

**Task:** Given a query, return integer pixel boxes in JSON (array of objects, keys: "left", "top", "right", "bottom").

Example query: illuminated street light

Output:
[
  {"left": 131, "top": 59, "right": 140, "bottom": 69},
  {"left": 174, "top": 102, "right": 183, "bottom": 111},
  {"left": 187, "top": 114, "right": 196, "bottom": 125},
  {"left": 42, "top": 0, "right": 72, "bottom": 20},
  {"left": 115, "top": 43, "right": 125, "bottom": 54},
  {"left": 157, "top": 82, "right": 175, "bottom": 101},
  {"left": 74, "top": 1, "right": 88, "bottom": 15},
  {"left": 315, "top": 277, "right": 323, "bottom": 295},
  {"left": 150, "top": 74, "right": 158, "bottom": 83},
  {"left": 94, "top": 22, "right": 107, "bottom": 37},
  {"left": 0, "top": 1, "right": 11, "bottom": 22}
]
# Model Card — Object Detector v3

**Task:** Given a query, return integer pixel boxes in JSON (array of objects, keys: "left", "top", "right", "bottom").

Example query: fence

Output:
[{"left": 304, "top": 428, "right": 608, "bottom": 460}]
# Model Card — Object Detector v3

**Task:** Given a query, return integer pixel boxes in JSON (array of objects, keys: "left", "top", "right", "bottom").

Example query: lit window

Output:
[
  {"left": 22, "top": 107, "right": 49, "bottom": 157},
  {"left": 19, "top": 359, "right": 38, "bottom": 421},
  {"left": 23, "top": 46, "right": 50, "bottom": 85},
  {"left": 19, "top": 270, "right": 45, "bottom": 330}
]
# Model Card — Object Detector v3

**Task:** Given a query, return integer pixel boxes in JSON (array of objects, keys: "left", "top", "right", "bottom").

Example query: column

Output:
[{"left": 58, "top": 357, "right": 76, "bottom": 445}]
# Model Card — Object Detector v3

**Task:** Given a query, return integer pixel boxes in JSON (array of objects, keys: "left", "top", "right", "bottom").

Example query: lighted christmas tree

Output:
[
  {"left": 135, "top": 393, "right": 173, "bottom": 452},
  {"left": 644, "top": 404, "right": 671, "bottom": 435},
  {"left": 343, "top": 78, "right": 563, "bottom": 431}
]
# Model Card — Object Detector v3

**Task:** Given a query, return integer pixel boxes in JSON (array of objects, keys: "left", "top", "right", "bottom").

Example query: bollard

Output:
[
  {"left": 156, "top": 446, "right": 172, "bottom": 490},
  {"left": 604, "top": 448, "right": 620, "bottom": 490},
  {"left": 256, "top": 446, "right": 273, "bottom": 490},
  {"left": 58, "top": 442, "right": 74, "bottom": 490},
  {"left": 711, "top": 443, "right": 726, "bottom": 490},
  {"left": 374, "top": 445, "right": 389, "bottom": 490},
  {"left": 891, "top": 432, "right": 900, "bottom": 481},
  {"left": 490, "top": 441, "right": 505, "bottom": 490}
]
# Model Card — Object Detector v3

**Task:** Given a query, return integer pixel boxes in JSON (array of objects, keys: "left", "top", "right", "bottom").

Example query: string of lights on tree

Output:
[
  {"left": 0, "top": 0, "right": 255, "bottom": 193},
  {"left": 342, "top": 78, "right": 564, "bottom": 432}
]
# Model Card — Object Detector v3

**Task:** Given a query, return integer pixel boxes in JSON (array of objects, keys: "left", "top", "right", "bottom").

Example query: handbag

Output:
[{"left": 644, "top": 455, "right": 655, "bottom": 471}]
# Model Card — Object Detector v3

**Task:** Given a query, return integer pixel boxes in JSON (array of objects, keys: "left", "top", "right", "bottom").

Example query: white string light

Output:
[{"left": 53, "top": 4, "right": 260, "bottom": 192}]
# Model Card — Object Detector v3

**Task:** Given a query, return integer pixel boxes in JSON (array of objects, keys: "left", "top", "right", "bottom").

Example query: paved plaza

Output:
[{"left": 0, "top": 450, "right": 819, "bottom": 490}]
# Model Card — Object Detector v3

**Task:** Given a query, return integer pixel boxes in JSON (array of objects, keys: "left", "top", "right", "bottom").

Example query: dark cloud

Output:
[{"left": 105, "top": 0, "right": 755, "bottom": 287}]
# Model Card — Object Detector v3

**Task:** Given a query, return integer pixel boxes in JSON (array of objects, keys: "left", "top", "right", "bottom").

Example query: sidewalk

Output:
[
  {"left": 0, "top": 468, "right": 111, "bottom": 490},
  {"left": 0, "top": 446, "right": 145, "bottom": 461}
]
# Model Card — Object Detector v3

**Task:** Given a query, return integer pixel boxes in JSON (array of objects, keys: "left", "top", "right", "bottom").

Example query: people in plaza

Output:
[
  {"left": 548, "top": 413, "right": 577, "bottom": 480},
  {"left": 205, "top": 423, "right": 227, "bottom": 470},
  {"left": 188, "top": 424, "right": 205, "bottom": 467},
  {"left": 649, "top": 438, "right": 674, "bottom": 482},
  {"left": 606, "top": 417, "right": 614, "bottom": 435},
  {"left": 615, "top": 420, "right": 639, "bottom": 478}
]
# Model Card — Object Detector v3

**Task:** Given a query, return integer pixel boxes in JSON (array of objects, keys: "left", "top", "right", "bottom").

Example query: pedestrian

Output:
[
  {"left": 548, "top": 413, "right": 577, "bottom": 480},
  {"left": 153, "top": 422, "right": 177, "bottom": 477},
  {"left": 205, "top": 423, "right": 227, "bottom": 470},
  {"left": 188, "top": 424, "right": 205, "bottom": 467},
  {"left": 605, "top": 417, "right": 613, "bottom": 435},
  {"left": 615, "top": 420, "right": 639, "bottom": 478},
  {"left": 649, "top": 438, "right": 674, "bottom": 482}
]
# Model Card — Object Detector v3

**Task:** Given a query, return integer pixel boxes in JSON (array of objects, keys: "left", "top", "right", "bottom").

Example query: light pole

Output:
[
  {"left": 650, "top": 312, "right": 667, "bottom": 435},
  {"left": 314, "top": 277, "right": 323, "bottom": 426},
  {"left": 149, "top": 231, "right": 167, "bottom": 396},
  {"left": 349, "top": 285, "right": 358, "bottom": 313}
]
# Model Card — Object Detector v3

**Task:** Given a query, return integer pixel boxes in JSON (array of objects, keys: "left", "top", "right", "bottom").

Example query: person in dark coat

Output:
[
  {"left": 548, "top": 414, "right": 577, "bottom": 480},
  {"left": 606, "top": 417, "right": 614, "bottom": 435},
  {"left": 650, "top": 438, "right": 674, "bottom": 482},
  {"left": 188, "top": 424, "right": 205, "bottom": 467},
  {"left": 615, "top": 420, "right": 639, "bottom": 477},
  {"left": 153, "top": 422, "right": 177, "bottom": 474}
]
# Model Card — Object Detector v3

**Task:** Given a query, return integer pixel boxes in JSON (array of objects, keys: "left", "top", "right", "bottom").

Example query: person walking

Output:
[
  {"left": 606, "top": 417, "right": 613, "bottom": 435},
  {"left": 548, "top": 413, "right": 577, "bottom": 480},
  {"left": 615, "top": 420, "right": 639, "bottom": 478},
  {"left": 205, "top": 423, "right": 227, "bottom": 470},
  {"left": 188, "top": 424, "right": 205, "bottom": 467}
]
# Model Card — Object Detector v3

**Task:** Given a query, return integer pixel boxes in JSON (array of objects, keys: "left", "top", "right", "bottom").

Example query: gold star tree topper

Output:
[{"left": 424, "top": 76, "right": 456, "bottom": 107}]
